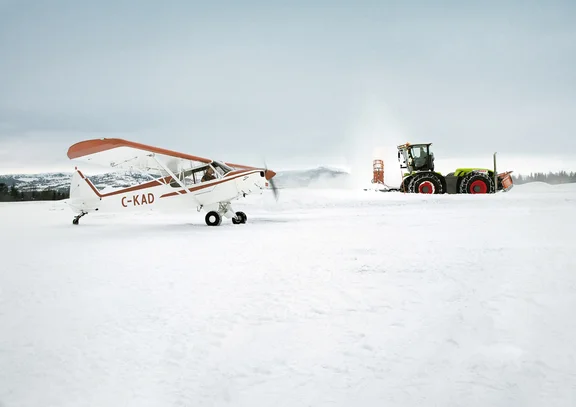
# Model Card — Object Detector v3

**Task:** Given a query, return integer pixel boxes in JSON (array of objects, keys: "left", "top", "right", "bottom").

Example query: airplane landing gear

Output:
[
  {"left": 72, "top": 211, "right": 87, "bottom": 225},
  {"left": 205, "top": 203, "right": 247, "bottom": 226},
  {"left": 232, "top": 211, "right": 247, "bottom": 224}
]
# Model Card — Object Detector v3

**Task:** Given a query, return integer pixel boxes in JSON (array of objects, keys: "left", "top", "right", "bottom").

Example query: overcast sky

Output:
[{"left": 1, "top": 0, "right": 575, "bottom": 176}]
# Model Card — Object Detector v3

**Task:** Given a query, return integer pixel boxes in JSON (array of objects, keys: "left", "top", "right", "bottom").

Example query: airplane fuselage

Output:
[{"left": 67, "top": 169, "right": 269, "bottom": 215}]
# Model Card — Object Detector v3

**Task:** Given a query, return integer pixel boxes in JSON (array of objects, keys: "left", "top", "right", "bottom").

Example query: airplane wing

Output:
[{"left": 67, "top": 138, "right": 212, "bottom": 176}]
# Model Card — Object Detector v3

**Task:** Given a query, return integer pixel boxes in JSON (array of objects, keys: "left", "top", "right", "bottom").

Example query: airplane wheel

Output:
[
  {"left": 232, "top": 211, "right": 247, "bottom": 224},
  {"left": 205, "top": 211, "right": 222, "bottom": 226},
  {"left": 72, "top": 218, "right": 79, "bottom": 225}
]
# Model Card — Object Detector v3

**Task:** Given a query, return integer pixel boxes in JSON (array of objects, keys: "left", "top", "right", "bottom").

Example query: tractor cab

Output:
[{"left": 397, "top": 143, "right": 435, "bottom": 173}]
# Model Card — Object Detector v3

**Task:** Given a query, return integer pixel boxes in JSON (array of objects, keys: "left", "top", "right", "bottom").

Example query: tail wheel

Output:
[
  {"left": 205, "top": 211, "right": 222, "bottom": 226},
  {"left": 408, "top": 173, "right": 444, "bottom": 194},
  {"left": 459, "top": 172, "right": 495, "bottom": 194}
]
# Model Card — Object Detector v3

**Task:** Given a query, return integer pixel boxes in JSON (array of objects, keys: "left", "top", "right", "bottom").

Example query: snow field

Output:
[{"left": 1, "top": 183, "right": 575, "bottom": 406}]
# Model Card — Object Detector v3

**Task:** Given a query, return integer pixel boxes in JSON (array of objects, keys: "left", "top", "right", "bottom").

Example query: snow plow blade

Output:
[{"left": 498, "top": 171, "right": 514, "bottom": 192}]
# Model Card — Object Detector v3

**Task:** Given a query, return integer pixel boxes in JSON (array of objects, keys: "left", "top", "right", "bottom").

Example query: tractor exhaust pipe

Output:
[{"left": 493, "top": 152, "right": 497, "bottom": 193}]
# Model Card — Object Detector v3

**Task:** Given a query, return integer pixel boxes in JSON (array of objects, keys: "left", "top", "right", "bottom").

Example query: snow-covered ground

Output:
[{"left": 1, "top": 183, "right": 575, "bottom": 407}]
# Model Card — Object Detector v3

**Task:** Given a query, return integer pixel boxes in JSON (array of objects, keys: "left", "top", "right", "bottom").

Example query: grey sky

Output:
[{"left": 1, "top": 0, "right": 575, "bottom": 175}]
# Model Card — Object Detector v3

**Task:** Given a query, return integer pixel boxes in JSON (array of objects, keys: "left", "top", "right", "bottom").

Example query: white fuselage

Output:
[{"left": 67, "top": 169, "right": 269, "bottom": 215}]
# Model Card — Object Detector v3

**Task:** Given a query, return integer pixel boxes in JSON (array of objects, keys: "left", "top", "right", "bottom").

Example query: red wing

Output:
[
  {"left": 67, "top": 138, "right": 212, "bottom": 174},
  {"left": 67, "top": 138, "right": 277, "bottom": 180}
]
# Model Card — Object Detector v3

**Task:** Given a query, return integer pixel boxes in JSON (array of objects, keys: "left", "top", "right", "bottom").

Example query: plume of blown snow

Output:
[{"left": 341, "top": 97, "right": 410, "bottom": 189}]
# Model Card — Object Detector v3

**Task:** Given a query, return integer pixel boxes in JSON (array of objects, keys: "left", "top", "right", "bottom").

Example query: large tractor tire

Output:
[
  {"left": 408, "top": 172, "right": 444, "bottom": 194},
  {"left": 458, "top": 171, "right": 495, "bottom": 194},
  {"left": 400, "top": 176, "right": 412, "bottom": 192}
]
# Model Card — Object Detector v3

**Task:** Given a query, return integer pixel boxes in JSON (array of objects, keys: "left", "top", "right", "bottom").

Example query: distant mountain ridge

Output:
[
  {"left": 0, "top": 167, "right": 351, "bottom": 192},
  {"left": 0, "top": 172, "right": 150, "bottom": 193}
]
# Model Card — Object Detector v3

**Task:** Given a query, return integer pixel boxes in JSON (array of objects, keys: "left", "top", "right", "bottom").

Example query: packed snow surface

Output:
[{"left": 1, "top": 184, "right": 575, "bottom": 407}]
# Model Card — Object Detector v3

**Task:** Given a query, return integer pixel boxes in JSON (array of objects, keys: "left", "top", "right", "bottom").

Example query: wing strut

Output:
[
  {"left": 149, "top": 154, "right": 188, "bottom": 194},
  {"left": 127, "top": 164, "right": 170, "bottom": 188},
  {"left": 149, "top": 153, "right": 205, "bottom": 208}
]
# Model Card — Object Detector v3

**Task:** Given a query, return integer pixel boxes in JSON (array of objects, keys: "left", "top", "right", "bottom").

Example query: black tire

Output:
[
  {"left": 232, "top": 211, "right": 247, "bottom": 224},
  {"left": 459, "top": 171, "right": 495, "bottom": 194},
  {"left": 72, "top": 218, "right": 79, "bottom": 225},
  {"left": 408, "top": 172, "right": 444, "bottom": 194},
  {"left": 205, "top": 211, "right": 222, "bottom": 226},
  {"left": 400, "top": 176, "right": 412, "bottom": 192}
]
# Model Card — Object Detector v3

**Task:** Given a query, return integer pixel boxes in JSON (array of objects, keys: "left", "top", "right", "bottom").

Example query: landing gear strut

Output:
[{"left": 72, "top": 211, "right": 87, "bottom": 225}]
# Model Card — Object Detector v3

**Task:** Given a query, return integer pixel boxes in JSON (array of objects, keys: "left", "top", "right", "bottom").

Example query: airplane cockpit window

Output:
[
  {"left": 200, "top": 166, "right": 217, "bottom": 182},
  {"left": 170, "top": 163, "right": 220, "bottom": 187},
  {"left": 211, "top": 161, "right": 233, "bottom": 176},
  {"left": 168, "top": 160, "right": 236, "bottom": 188}
]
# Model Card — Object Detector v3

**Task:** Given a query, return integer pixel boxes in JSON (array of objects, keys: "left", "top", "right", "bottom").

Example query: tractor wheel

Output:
[
  {"left": 459, "top": 172, "right": 495, "bottom": 194},
  {"left": 408, "top": 172, "right": 444, "bottom": 194},
  {"left": 400, "top": 176, "right": 412, "bottom": 192}
]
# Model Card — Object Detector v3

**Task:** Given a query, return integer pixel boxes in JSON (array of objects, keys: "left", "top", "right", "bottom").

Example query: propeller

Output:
[{"left": 263, "top": 159, "right": 279, "bottom": 201}]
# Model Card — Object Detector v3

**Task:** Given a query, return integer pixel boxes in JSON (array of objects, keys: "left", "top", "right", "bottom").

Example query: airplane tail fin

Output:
[{"left": 67, "top": 169, "right": 101, "bottom": 213}]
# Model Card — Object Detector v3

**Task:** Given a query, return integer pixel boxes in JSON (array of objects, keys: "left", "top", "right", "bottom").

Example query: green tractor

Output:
[{"left": 396, "top": 142, "right": 514, "bottom": 194}]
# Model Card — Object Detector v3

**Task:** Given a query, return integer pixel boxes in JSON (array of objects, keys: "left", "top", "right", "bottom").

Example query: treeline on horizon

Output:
[
  {"left": 511, "top": 171, "right": 576, "bottom": 185},
  {"left": 1, "top": 170, "right": 575, "bottom": 202},
  {"left": 0, "top": 183, "right": 69, "bottom": 202}
]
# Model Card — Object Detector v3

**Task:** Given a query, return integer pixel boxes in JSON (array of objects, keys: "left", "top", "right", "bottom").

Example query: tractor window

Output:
[
  {"left": 411, "top": 146, "right": 428, "bottom": 159},
  {"left": 411, "top": 146, "right": 429, "bottom": 170}
]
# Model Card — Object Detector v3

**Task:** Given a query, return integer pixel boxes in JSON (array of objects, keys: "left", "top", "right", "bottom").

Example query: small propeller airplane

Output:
[{"left": 65, "top": 138, "right": 278, "bottom": 226}]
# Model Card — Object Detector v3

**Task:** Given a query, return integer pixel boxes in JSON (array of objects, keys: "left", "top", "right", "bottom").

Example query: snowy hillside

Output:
[
  {"left": 0, "top": 167, "right": 352, "bottom": 192},
  {"left": 0, "top": 172, "right": 73, "bottom": 192},
  {"left": 1, "top": 184, "right": 575, "bottom": 407},
  {"left": 0, "top": 171, "right": 150, "bottom": 192}
]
